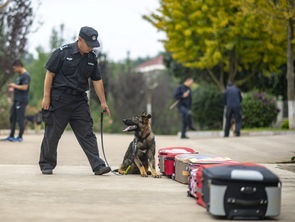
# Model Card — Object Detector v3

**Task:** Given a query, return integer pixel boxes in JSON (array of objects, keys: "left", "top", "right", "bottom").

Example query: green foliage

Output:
[
  {"left": 95, "top": 57, "right": 179, "bottom": 135},
  {"left": 26, "top": 47, "right": 49, "bottom": 107},
  {"left": 0, "top": 0, "right": 34, "bottom": 89},
  {"left": 151, "top": 74, "right": 179, "bottom": 134},
  {"left": 49, "top": 24, "right": 65, "bottom": 50},
  {"left": 281, "top": 119, "right": 289, "bottom": 129},
  {"left": 144, "top": 0, "right": 286, "bottom": 90},
  {"left": 0, "top": 93, "right": 10, "bottom": 129},
  {"left": 163, "top": 52, "right": 208, "bottom": 83},
  {"left": 242, "top": 93, "right": 279, "bottom": 128},
  {"left": 192, "top": 85, "right": 224, "bottom": 129},
  {"left": 26, "top": 24, "right": 68, "bottom": 108}
]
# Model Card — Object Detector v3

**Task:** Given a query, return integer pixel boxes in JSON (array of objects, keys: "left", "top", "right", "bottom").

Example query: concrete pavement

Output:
[{"left": 0, "top": 133, "right": 294, "bottom": 221}]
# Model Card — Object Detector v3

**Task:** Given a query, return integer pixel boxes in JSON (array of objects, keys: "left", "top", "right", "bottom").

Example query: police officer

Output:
[
  {"left": 1, "top": 60, "right": 30, "bottom": 142},
  {"left": 39, "top": 26, "right": 111, "bottom": 175},
  {"left": 174, "top": 77, "right": 196, "bottom": 139},
  {"left": 224, "top": 82, "right": 242, "bottom": 137}
]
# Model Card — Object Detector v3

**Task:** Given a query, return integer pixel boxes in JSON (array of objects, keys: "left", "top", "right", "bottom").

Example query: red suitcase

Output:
[{"left": 158, "top": 147, "right": 196, "bottom": 177}]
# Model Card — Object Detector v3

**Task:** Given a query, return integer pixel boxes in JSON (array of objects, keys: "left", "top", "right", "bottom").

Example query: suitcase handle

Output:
[{"left": 227, "top": 198, "right": 267, "bottom": 206}]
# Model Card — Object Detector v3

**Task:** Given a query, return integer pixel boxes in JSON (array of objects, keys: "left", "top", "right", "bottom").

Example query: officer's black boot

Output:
[
  {"left": 42, "top": 169, "right": 53, "bottom": 175},
  {"left": 94, "top": 166, "right": 111, "bottom": 175}
]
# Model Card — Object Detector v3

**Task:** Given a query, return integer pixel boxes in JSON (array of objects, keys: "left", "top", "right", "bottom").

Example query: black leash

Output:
[{"left": 100, "top": 111, "right": 121, "bottom": 176}]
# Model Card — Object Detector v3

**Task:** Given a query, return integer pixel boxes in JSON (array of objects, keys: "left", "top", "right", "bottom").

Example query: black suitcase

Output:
[{"left": 202, "top": 163, "right": 281, "bottom": 219}]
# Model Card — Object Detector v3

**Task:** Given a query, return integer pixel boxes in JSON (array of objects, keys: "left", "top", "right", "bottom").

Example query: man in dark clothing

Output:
[
  {"left": 174, "top": 77, "right": 196, "bottom": 139},
  {"left": 224, "top": 82, "right": 242, "bottom": 137},
  {"left": 1, "top": 60, "right": 30, "bottom": 142},
  {"left": 39, "top": 26, "right": 111, "bottom": 175}
]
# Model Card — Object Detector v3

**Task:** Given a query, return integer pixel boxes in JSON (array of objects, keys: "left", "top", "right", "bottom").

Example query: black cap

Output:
[{"left": 79, "top": 26, "right": 100, "bottom": 48}]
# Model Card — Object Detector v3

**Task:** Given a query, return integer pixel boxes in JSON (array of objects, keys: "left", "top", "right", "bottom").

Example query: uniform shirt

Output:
[
  {"left": 14, "top": 72, "right": 30, "bottom": 102},
  {"left": 45, "top": 41, "right": 101, "bottom": 92},
  {"left": 224, "top": 86, "right": 242, "bottom": 107},
  {"left": 174, "top": 84, "right": 192, "bottom": 109}
]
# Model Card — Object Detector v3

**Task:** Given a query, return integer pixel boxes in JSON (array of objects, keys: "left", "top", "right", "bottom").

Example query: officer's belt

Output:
[{"left": 54, "top": 87, "right": 86, "bottom": 96}]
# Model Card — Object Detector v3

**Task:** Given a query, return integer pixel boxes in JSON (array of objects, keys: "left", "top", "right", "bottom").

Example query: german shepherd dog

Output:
[
  {"left": 25, "top": 110, "right": 43, "bottom": 134},
  {"left": 118, "top": 112, "right": 160, "bottom": 178}
]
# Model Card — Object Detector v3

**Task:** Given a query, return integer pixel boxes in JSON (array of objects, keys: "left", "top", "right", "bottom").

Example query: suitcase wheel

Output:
[{"left": 171, "top": 174, "right": 175, "bottom": 180}]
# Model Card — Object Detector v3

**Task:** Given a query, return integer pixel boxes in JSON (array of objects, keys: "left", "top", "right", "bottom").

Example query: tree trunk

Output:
[
  {"left": 207, "top": 69, "right": 225, "bottom": 91},
  {"left": 287, "top": 18, "right": 295, "bottom": 128}
]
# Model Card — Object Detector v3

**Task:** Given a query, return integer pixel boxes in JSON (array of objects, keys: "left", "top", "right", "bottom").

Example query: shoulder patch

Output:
[
  {"left": 90, "top": 50, "right": 98, "bottom": 57},
  {"left": 59, "top": 44, "right": 70, "bottom": 51}
]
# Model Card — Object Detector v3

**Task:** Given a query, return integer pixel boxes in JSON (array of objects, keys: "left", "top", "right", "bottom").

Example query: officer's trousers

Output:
[
  {"left": 224, "top": 106, "right": 242, "bottom": 137},
  {"left": 178, "top": 106, "right": 193, "bottom": 137},
  {"left": 9, "top": 100, "right": 27, "bottom": 138},
  {"left": 39, "top": 90, "right": 105, "bottom": 171}
]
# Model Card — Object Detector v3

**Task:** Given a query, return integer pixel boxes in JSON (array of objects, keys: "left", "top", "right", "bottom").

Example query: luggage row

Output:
[{"left": 158, "top": 147, "right": 281, "bottom": 220}]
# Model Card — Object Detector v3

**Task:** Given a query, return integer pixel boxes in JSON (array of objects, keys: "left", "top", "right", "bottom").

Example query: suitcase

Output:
[
  {"left": 187, "top": 159, "right": 236, "bottom": 198},
  {"left": 188, "top": 165, "right": 199, "bottom": 198},
  {"left": 158, "top": 147, "right": 196, "bottom": 176},
  {"left": 201, "top": 163, "right": 281, "bottom": 219},
  {"left": 175, "top": 154, "right": 233, "bottom": 184}
]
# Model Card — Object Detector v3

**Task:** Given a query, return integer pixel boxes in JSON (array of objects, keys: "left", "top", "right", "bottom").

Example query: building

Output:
[{"left": 135, "top": 55, "right": 165, "bottom": 74}]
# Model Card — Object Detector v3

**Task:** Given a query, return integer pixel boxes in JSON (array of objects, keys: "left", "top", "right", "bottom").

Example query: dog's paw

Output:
[
  {"left": 152, "top": 173, "right": 161, "bottom": 178},
  {"left": 141, "top": 173, "right": 148, "bottom": 177},
  {"left": 118, "top": 169, "right": 126, "bottom": 175}
]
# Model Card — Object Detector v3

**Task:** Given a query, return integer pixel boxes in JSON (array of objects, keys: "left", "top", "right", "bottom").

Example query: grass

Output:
[
  {"left": 242, "top": 127, "right": 295, "bottom": 132},
  {"left": 194, "top": 128, "right": 295, "bottom": 132}
]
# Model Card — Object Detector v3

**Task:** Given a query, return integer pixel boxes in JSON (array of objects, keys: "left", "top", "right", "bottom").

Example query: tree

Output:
[
  {"left": 243, "top": 0, "right": 295, "bottom": 128},
  {"left": 26, "top": 24, "right": 73, "bottom": 108},
  {"left": 163, "top": 51, "right": 210, "bottom": 83},
  {"left": 49, "top": 24, "right": 66, "bottom": 50},
  {"left": 26, "top": 46, "right": 48, "bottom": 107},
  {"left": 0, "top": 0, "right": 34, "bottom": 89},
  {"left": 0, "top": 0, "right": 9, "bottom": 11},
  {"left": 144, "top": 0, "right": 286, "bottom": 91}
]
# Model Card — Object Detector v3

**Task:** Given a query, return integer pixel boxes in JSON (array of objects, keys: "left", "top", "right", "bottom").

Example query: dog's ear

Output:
[{"left": 146, "top": 114, "right": 152, "bottom": 119}]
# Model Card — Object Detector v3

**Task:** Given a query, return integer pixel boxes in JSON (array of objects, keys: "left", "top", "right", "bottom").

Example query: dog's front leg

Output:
[
  {"left": 147, "top": 150, "right": 161, "bottom": 178},
  {"left": 134, "top": 158, "right": 148, "bottom": 177}
]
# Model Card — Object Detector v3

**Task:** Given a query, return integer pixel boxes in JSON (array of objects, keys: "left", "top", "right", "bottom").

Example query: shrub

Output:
[
  {"left": 192, "top": 85, "right": 224, "bottom": 130},
  {"left": 0, "top": 95, "right": 11, "bottom": 129},
  {"left": 242, "top": 93, "right": 279, "bottom": 128},
  {"left": 281, "top": 119, "right": 289, "bottom": 129}
]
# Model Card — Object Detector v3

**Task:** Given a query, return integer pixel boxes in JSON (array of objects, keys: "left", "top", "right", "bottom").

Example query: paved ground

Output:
[{"left": 0, "top": 132, "right": 294, "bottom": 221}]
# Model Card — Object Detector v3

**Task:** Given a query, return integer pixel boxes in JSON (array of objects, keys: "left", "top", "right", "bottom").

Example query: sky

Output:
[{"left": 29, "top": 0, "right": 165, "bottom": 61}]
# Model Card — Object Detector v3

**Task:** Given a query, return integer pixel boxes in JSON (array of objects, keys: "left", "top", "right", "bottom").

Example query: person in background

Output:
[
  {"left": 174, "top": 77, "right": 196, "bottom": 139},
  {"left": 1, "top": 60, "right": 31, "bottom": 142},
  {"left": 224, "top": 81, "right": 242, "bottom": 137}
]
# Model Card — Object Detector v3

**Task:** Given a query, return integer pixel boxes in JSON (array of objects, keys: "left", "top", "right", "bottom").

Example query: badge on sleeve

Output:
[{"left": 66, "top": 57, "right": 73, "bottom": 61}]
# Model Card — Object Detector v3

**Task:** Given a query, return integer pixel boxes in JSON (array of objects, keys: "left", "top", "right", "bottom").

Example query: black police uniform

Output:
[
  {"left": 39, "top": 41, "right": 106, "bottom": 172},
  {"left": 10, "top": 72, "right": 30, "bottom": 139},
  {"left": 174, "top": 84, "right": 193, "bottom": 138},
  {"left": 224, "top": 86, "right": 243, "bottom": 137}
]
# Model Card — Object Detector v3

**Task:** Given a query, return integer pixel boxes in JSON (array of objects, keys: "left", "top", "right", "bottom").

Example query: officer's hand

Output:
[
  {"left": 42, "top": 97, "right": 51, "bottom": 110},
  {"left": 8, "top": 83, "right": 17, "bottom": 88},
  {"left": 183, "top": 90, "right": 190, "bottom": 98},
  {"left": 101, "top": 103, "right": 111, "bottom": 116}
]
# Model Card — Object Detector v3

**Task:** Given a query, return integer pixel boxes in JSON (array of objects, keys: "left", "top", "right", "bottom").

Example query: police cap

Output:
[{"left": 79, "top": 26, "right": 100, "bottom": 48}]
